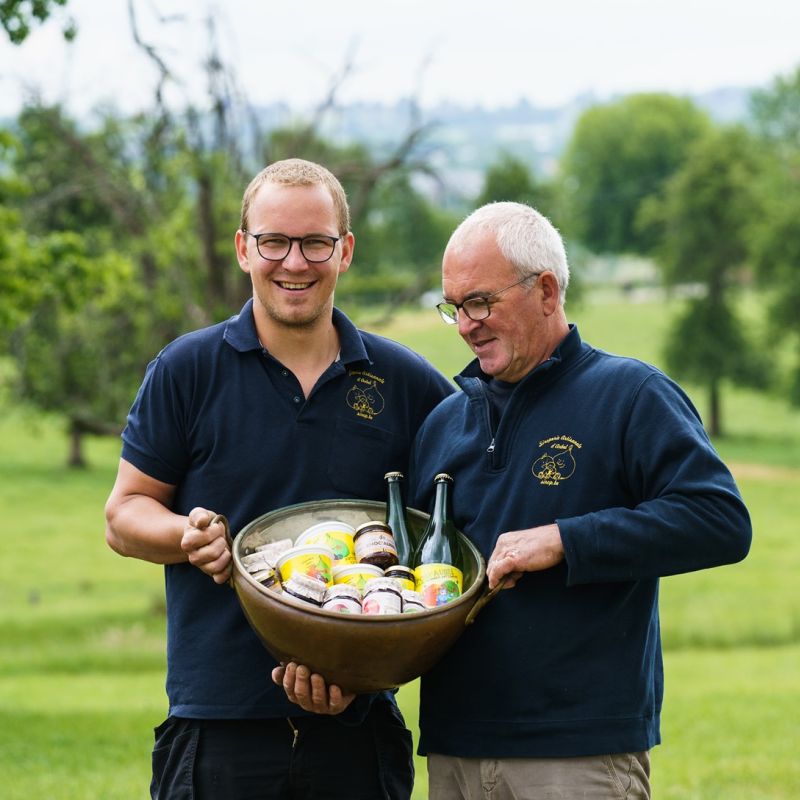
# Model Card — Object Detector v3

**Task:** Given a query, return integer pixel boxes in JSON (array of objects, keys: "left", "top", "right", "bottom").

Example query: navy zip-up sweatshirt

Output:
[{"left": 408, "top": 326, "right": 751, "bottom": 758}]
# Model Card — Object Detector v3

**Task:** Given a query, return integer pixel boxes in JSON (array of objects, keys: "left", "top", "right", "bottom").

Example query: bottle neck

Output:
[
  {"left": 387, "top": 479, "right": 403, "bottom": 505},
  {"left": 431, "top": 479, "right": 450, "bottom": 523}
]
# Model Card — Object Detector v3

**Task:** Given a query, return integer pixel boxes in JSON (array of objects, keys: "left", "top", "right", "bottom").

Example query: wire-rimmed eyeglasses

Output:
[
  {"left": 242, "top": 230, "right": 340, "bottom": 263},
  {"left": 436, "top": 273, "right": 542, "bottom": 324}
]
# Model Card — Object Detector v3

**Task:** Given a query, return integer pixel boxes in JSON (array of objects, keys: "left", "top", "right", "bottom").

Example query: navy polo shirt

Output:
[{"left": 121, "top": 299, "right": 453, "bottom": 718}]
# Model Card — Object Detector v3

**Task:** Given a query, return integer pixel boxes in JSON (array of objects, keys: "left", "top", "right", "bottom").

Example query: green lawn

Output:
[{"left": 2, "top": 298, "right": 798, "bottom": 799}]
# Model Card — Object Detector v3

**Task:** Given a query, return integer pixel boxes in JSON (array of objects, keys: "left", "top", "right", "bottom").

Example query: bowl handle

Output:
[
  {"left": 209, "top": 513, "right": 234, "bottom": 588},
  {"left": 464, "top": 578, "right": 506, "bottom": 626}
]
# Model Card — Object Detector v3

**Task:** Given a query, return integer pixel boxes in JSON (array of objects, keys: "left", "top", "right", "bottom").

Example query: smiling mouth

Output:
[
  {"left": 470, "top": 336, "right": 494, "bottom": 351},
  {"left": 276, "top": 281, "right": 314, "bottom": 290}
]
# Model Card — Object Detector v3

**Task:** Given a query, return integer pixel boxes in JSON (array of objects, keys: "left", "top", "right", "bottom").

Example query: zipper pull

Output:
[
  {"left": 486, "top": 438, "right": 496, "bottom": 454},
  {"left": 287, "top": 718, "right": 299, "bottom": 748}
]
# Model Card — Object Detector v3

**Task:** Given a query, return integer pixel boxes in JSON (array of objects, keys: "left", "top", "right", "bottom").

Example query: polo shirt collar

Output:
[
  {"left": 222, "top": 299, "right": 371, "bottom": 365},
  {"left": 223, "top": 299, "right": 261, "bottom": 352},
  {"left": 332, "top": 306, "right": 371, "bottom": 365}
]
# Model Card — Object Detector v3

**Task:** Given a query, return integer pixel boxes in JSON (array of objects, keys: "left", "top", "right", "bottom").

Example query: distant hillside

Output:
[{"left": 253, "top": 87, "right": 753, "bottom": 203}]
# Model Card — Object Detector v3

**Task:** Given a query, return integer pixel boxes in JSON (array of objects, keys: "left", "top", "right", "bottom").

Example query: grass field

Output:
[{"left": 2, "top": 296, "right": 799, "bottom": 799}]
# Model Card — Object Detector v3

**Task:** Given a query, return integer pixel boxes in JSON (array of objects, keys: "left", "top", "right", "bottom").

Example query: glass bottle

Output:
[
  {"left": 412, "top": 473, "right": 463, "bottom": 607},
  {"left": 384, "top": 471, "right": 414, "bottom": 567}
]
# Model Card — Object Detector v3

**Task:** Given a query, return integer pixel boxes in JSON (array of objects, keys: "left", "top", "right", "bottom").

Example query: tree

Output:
[
  {"left": 3, "top": 16, "right": 443, "bottom": 465},
  {"left": 0, "top": 127, "right": 107, "bottom": 339},
  {"left": 2, "top": 105, "right": 175, "bottom": 466},
  {"left": 640, "top": 125, "right": 764, "bottom": 436},
  {"left": 560, "top": 93, "right": 710, "bottom": 254},
  {"left": 351, "top": 172, "right": 458, "bottom": 315},
  {"left": 0, "top": 0, "right": 75, "bottom": 44},
  {"left": 475, "top": 150, "right": 560, "bottom": 222},
  {"left": 749, "top": 66, "right": 800, "bottom": 404}
]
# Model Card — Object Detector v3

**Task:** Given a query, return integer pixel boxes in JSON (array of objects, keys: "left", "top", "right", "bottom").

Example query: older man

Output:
[{"left": 407, "top": 201, "right": 751, "bottom": 799}]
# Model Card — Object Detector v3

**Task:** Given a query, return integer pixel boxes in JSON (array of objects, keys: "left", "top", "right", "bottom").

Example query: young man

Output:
[{"left": 105, "top": 158, "right": 453, "bottom": 799}]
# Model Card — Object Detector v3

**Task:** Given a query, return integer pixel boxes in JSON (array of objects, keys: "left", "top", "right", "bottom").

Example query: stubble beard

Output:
[{"left": 254, "top": 288, "right": 333, "bottom": 332}]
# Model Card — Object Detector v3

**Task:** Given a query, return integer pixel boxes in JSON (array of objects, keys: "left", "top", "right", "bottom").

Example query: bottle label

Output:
[{"left": 414, "top": 563, "right": 463, "bottom": 607}]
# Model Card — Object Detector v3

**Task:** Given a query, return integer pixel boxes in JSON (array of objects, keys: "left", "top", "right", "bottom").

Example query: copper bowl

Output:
[{"left": 231, "top": 499, "right": 492, "bottom": 693}]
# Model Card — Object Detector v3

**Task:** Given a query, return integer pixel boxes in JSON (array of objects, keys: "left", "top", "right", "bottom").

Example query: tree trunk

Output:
[
  {"left": 68, "top": 422, "right": 87, "bottom": 469},
  {"left": 66, "top": 416, "right": 123, "bottom": 469},
  {"left": 708, "top": 378, "right": 722, "bottom": 438}
]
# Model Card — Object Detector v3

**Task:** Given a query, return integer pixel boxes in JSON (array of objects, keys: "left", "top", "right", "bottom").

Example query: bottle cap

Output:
[
  {"left": 384, "top": 471, "right": 404, "bottom": 480},
  {"left": 434, "top": 473, "right": 453, "bottom": 482}
]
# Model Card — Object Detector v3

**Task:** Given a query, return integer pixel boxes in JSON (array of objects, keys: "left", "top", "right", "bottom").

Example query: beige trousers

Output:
[{"left": 427, "top": 751, "right": 651, "bottom": 800}]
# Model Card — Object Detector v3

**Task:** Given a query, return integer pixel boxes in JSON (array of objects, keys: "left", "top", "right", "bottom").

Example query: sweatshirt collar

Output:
[{"left": 457, "top": 324, "right": 582, "bottom": 384}]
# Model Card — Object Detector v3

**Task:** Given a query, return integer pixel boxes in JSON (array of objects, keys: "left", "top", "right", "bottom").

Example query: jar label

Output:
[
  {"left": 387, "top": 575, "right": 415, "bottom": 592},
  {"left": 362, "top": 588, "right": 402, "bottom": 615},
  {"left": 323, "top": 598, "right": 362, "bottom": 614},
  {"left": 303, "top": 530, "right": 356, "bottom": 564},
  {"left": 334, "top": 569, "right": 381, "bottom": 594},
  {"left": 414, "top": 563, "right": 463, "bottom": 607},
  {"left": 279, "top": 552, "right": 333, "bottom": 587},
  {"left": 355, "top": 530, "right": 398, "bottom": 561}
]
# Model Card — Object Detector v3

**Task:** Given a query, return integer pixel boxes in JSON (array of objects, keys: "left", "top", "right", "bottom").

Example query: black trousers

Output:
[{"left": 150, "top": 697, "right": 414, "bottom": 799}]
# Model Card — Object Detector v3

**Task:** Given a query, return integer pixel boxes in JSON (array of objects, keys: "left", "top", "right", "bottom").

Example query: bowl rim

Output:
[{"left": 232, "top": 498, "right": 486, "bottom": 621}]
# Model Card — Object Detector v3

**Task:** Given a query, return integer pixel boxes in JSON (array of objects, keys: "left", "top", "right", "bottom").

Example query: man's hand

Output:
[
  {"left": 486, "top": 523, "right": 564, "bottom": 589},
  {"left": 272, "top": 662, "right": 356, "bottom": 715},
  {"left": 180, "top": 507, "right": 231, "bottom": 584}
]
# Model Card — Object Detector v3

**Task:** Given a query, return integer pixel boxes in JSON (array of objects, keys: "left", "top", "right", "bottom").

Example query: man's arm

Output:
[{"left": 104, "top": 458, "right": 231, "bottom": 583}]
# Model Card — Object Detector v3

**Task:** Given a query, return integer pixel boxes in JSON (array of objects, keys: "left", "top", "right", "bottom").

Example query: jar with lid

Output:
[
  {"left": 361, "top": 577, "right": 403, "bottom": 615},
  {"left": 322, "top": 584, "right": 363, "bottom": 614},
  {"left": 353, "top": 521, "right": 398, "bottom": 570},
  {"left": 384, "top": 565, "right": 415, "bottom": 591}
]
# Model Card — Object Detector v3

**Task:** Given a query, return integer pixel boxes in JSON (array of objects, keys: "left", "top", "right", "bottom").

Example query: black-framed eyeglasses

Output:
[
  {"left": 242, "top": 230, "right": 340, "bottom": 263},
  {"left": 436, "top": 273, "right": 542, "bottom": 324}
]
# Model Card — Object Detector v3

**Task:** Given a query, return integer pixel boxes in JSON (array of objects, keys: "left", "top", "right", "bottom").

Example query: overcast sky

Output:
[{"left": 2, "top": 0, "right": 799, "bottom": 118}]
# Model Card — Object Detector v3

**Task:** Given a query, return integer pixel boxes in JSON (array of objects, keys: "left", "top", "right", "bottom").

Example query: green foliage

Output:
[
  {"left": 641, "top": 125, "right": 762, "bottom": 287},
  {"left": 352, "top": 173, "right": 458, "bottom": 302},
  {"left": 750, "top": 65, "right": 800, "bottom": 153},
  {"left": 662, "top": 298, "right": 762, "bottom": 390},
  {"left": 8, "top": 251, "right": 154, "bottom": 433},
  {"left": 638, "top": 125, "right": 765, "bottom": 434},
  {"left": 0, "top": 100, "right": 256, "bottom": 463},
  {"left": 749, "top": 66, "right": 800, "bottom": 404},
  {"left": 0, "top": 224, "right": 113, "bottom": 338},
  {"left": 1, "top": 96, "right": 455, "bottom": 464},
  {"left": 0, "top": 0, "right": 74, "bottom": 44},
  {"left": 561, "top": 93, "right": 710, "bottom": 254},
  {"left": 475, "top": 150, "right": 558, "bottom": 216}
]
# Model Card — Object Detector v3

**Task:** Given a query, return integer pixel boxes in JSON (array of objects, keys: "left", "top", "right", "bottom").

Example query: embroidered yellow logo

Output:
[
  {"left": 532, "top": 435, "right": 582, "bottom": 485},
  {"left": 346, "top": 370, "right": 386, "bottom": 419}
]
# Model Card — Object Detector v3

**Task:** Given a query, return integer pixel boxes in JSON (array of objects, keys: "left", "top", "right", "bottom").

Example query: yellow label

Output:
[
  {"left": 334, "top": 570, "right": 378, "bottom": 593},
  {"left": 279, "top": 553, "right": 333, "bottom": 586},
  {"left": 414, "top": 563, "right": 463, "bottom": 607},
  {"left": 384, "top": 568, "right": 415, "bottom": 592},
  {"left": 305, "top": 531, "right": 356, "bottom": 564}
]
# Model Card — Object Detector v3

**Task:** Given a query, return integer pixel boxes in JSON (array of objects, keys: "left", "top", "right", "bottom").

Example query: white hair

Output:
[{"left": 447, "top": 202, "right": 570, "bottom": 304}]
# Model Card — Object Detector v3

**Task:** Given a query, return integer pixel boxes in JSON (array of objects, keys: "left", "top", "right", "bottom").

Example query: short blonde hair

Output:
[{"left": 239, "top": 158, "right": 351, "bottom": 234}]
